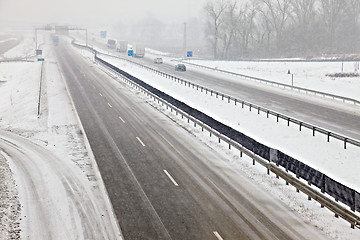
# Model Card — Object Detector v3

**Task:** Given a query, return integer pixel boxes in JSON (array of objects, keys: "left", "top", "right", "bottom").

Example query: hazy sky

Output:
[{"left": 0, "top": 0, "right": 208, "bottom": 27}]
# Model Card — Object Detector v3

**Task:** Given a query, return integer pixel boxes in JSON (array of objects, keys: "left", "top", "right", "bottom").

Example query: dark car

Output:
[{"left": 175, "top": 64, "right": 186, "bottom": 71}]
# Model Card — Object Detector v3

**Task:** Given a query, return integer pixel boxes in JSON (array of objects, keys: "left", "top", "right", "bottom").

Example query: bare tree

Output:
[
  {"left": 289, "top": 0, "right": 317, "bottom": 56},
  {"left": 221, "top": 1, "right": 241, "bottom": 59},
  {"left": 319, "top": 0, "right": 347, "bottom": 53},
  {"left": 258, "top": 0, "right": 292, "bottom": 55},
  {"left": 204, "top": 0, "right": 228, "bottom": 59}
]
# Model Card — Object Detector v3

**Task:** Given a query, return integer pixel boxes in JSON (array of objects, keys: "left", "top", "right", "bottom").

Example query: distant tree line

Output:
[{"left": 204, "top": 0, "right": 360, "bottom": 59}]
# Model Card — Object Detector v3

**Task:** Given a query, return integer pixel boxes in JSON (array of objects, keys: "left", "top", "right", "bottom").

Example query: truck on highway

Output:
[
  {"left": 52, "top": 35, "right": 59, "bottom": 45},
  {"left": 116, "top": 41, "right": 128, "bottom": 53},
  {"left": 107, "top": 39, "right": 116, "bottom": 49},
  {"left": 134, "top": 44, "right": 145, "bottom": 58}
]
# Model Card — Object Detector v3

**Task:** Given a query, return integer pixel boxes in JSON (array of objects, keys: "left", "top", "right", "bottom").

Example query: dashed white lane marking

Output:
[
  {"left": 163, "top": 169, "right": 179, "bottom": 186},
  {"left": 119, "top": 116, "right": 126, "bottom": 123},
  {"left": 107, "top": 102, "right": 112, "bottom": 108},
  {"left": 99, "top": 93, "right": 103, "bottom": 97},
  {"left": 213, "top": 231, "right": 223, "bottom": 240},
  {"left": 136, "top": 137, "right": 146, "bottom": 147}
]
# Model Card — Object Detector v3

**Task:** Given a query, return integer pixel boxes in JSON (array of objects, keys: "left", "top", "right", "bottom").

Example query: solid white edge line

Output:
[
  {"left": 119, "top": 117, "right": 126, "bottom": 123},
  {"left": 107, "top": 102, "right": 112, "bottom": 108},
  {"left": 163, "top": 169, "right": 179, "bottom": 186},
  {"left": 136, "top": 137, "right": 146, "bottom": 147},
  {"left": 213, "top": 231, "right": 223, "bottom": 240}
]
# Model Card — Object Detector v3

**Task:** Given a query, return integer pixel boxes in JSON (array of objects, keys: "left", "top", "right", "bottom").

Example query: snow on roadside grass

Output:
[
  {"left": 0, "top": 36, "right": 121, "bottom": 239},
  {"left": 100, "top": 55, "right": 360, "bottom": 193}
]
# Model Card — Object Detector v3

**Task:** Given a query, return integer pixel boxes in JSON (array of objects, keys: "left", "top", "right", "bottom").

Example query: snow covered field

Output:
[
  {"left": 0, "top": 35, "right": 122, "bottom": 239},
  {"left": 182, "top": 59, "right": 360, "bottom": 101}
]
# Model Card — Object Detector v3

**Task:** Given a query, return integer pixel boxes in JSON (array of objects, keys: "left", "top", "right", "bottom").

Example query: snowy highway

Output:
[
  {"left": 54, "top": 39, "right": 332, "bottom": 239},
  {"left": 130, "top": 54, "right": 360, "bottom": 141}
]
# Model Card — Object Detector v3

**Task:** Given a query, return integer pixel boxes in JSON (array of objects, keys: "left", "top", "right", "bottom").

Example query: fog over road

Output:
[{"left": 55, "top": 39, "right": 329, "bottom": 239}]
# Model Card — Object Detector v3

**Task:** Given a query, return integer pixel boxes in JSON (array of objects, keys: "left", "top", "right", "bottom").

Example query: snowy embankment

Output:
[
  {"left": 182, "top": 59, "right": 360, "bottom": 101},
  {"left": 0, "top": 36, "right": 122, "bottom": 239}
]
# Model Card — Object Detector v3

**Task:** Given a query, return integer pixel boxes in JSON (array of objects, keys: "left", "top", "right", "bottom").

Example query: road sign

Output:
[
  {"left": 100, "top": 31, "right": 107, "bottom": 38},
  {"left": 37, "top": 58, "right": 45, "bottom": 61},
  {"left": 36, "top": 49, "right": 42, "bottom": 55},
  {"left": 187, "top": 51, "right": 193, "bottom": 57},
  {"left": 128, "top": 49, "right": 134, "bottom": 56}
]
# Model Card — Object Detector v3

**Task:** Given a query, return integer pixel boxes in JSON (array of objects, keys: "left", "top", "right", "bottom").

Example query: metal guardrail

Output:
[
  {"left": 176, "top": 60, "right": 360, "bottom": 106},
  {"left": 95, "top": 57, "right": 360, "bottom": 229},
  {"left": 89, "top": 50, "right": 360, "bottom": 149},
  {"left": 71, "top": 40, "right": 360, "bottom": 228}
]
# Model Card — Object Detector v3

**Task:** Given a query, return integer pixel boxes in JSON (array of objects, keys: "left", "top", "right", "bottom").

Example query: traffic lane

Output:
[
  {"left": 57, "top": 46, "right": 224, "bottom": 239},
  {"left": 77, "top": 47, "right": 328, "bottom": 239},
  {"left": 57, "top": 50, "right": 172, "bottom": 239},
  {"left": 0, "top": 38, "right": 20, "bottom": 55},
  {"left": 127, "top": 56, "right": 360, "bottom": 140},
  {"left": 83, "top": 63, "right": 248, "bottom": 239},
  {"left": 88, "top": 66, "right": 325, "bottom": 240},
  {"left": 57, "top": 43, "right": 328, "bottom": 239}
]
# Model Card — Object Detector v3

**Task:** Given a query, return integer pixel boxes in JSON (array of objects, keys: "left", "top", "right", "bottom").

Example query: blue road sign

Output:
[
  {"left": 187, "top": 51, "right": 193, "bottom": 57},
  {"left": 100, "top": 31, "right": 107, "bottom": 38},
  {"left": 128, "top": 49, "right": 134, "bottom": 56}
]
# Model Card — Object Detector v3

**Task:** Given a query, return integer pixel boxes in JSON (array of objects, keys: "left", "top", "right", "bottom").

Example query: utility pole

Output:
[{"left": 183, "top": 22, "right": 187, "bottom": 55}]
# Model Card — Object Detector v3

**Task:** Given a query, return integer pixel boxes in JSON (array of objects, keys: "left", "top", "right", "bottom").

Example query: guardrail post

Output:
[
  {"left": 313, "top": 127, "right": 316, "bottom": 136},
  {"left": 299, "top": 122, "right": 302, "bottom": 131},
  {"left": 249, "top": 104, "right": 252, "bottom": 111},
  {"left": 235, "top": 99, "right": 237, "bottom": 105},
  {"left": 344, "top": 139, "right": 347, "bottom": 149}
]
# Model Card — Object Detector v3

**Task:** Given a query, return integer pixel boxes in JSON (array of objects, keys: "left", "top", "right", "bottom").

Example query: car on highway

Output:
[
  {"left": 175, "top": 63, "right": 186, "bottom": 71},
  {"left": 154, "top": 57, "right": 163, "bottom": 64}
]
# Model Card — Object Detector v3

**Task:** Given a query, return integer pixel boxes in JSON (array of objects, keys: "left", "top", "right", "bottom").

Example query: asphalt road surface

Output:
[
  {"left": 133, "top": 55, "right": 360, "bottom": 141},
  {"left": 55, "top": 40, "right": 330, "bottom": 239}
]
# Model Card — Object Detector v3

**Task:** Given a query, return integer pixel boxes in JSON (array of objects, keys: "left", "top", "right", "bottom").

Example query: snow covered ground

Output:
[
  {"left": 0, "top": 35, "right": 122, "bottom": 239},
  {"left": 181, "top": 59, "right": 360, "bottom": 101}
]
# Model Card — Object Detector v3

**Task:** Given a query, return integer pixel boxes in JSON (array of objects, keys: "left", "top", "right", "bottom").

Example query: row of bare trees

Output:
[{"left": 204, "top": 0, "right": 360, "bottom": 59}]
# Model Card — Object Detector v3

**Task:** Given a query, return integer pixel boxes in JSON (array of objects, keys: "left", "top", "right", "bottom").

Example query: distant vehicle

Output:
[
  {"left": 134, "top": 44, "right": 145, "bottom": 58},
  {"left": 107, "top": 39, "right": 116, "bottom": 49},
  {"left": 154, "top": 58, "right": 163, "bottom": 64},
  {"left": 52, "top": 35, "right": 59, "bottom": 45},
  {"left": 116, "top": 41, "right": 128, "bottom": 53},
  {"left": 175, "top": 64, "right": 186, "bottom": 71}
]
